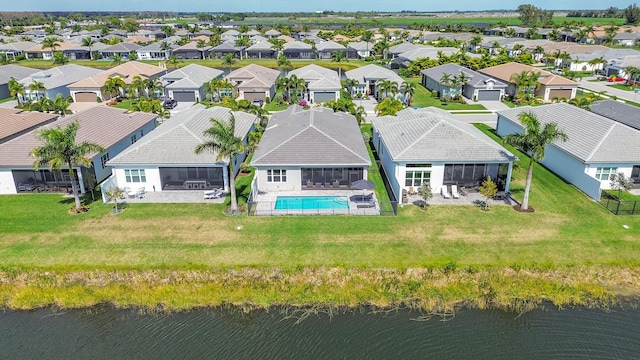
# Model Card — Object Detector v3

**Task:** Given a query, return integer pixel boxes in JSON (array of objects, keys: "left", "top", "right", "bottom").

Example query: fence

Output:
[
  {"left": 600, "top": 192, "right": 639, "bottom": 215},
  {"left": 247, "top": 200, "right": 398, "bottom": 216}
]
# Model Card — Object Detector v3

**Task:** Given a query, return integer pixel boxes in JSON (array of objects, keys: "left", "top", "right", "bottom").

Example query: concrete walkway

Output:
[{"left": 578, "top": 79, "right": 640, "bottom": 103}]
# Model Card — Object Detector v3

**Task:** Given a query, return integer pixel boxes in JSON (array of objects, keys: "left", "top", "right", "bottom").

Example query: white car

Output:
[{"left": 551, "top": 69, "right": 564, "bottom": 75}]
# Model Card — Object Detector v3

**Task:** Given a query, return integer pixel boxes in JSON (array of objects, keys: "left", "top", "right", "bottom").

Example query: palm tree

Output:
[
  {"left": 81, "top": 37, "right": 96, "bottom": 60},
  {"left": 588, "top": 57, "right": 607, "bottom": 75},
  {"left": 400, "top": 81, "right": 416, "bottom": 105},
  {"left": 52, "top": 51, "right": 69, "bottom": 65},
  {"left": 129, "top": 75, "right": 144, "bottom": 99},
  {"left": 52, "top": 94, "right": 72, "bottom": 116},
  {"left": 195, "top": 113, "right": 247, "bottom": 214},
  {"left": 8, "top": 78, "right": 25, "bottom": 104},
  {"left": 162, "top": 25, "right": 175, "bottom": 37},
  {"left": 288, "top": 74, "right": 307, "bottom": 103},
  {"left": 111, "top": 53, "right": 124, "bottom": 66},
  {"left": 127, "top": 50, "right": 138, "bottom": 61},
  {"left": 159, "top": 41, "right": 172, "bottom": 60},
  {"left": 277, "top": 54, "right": 292, "bottom": 76},
  {"left": 269, "top": 38, "right": 285, "bottom": 56},
  {"left": 503, "top": 111, "right": 568, "bottom": 211},
  {"left": 361, "top": 30, "right": 374, "bottom": 55},
  {"left": 101, "top": 76, "right": 126, "bottom": 101},
  {"left": 221, "top": 53, "right": 235, "bottom": 73},
  {"left": 374, "top": 98, "right": 403, "bottom": 116},
  {"left": 31, "top": 121, "right": 105, "bottom": 211},
  {"left": 204, "top": 78, "right": 219, "bottom": 102},
  {"left": 28, "top": 80, "right": 46, "bottom": 101},
  {"left": 0, "top": 52, "right": 12, "bottom": 65},
  {"left": 167, "top": 55, "right": 182, "bottom": 69},
  {"left": 275, "top": 76, "right": 290, "bottom": 102},
  {"left": 42, "top": 37, "right": 61, "bottom": 51},
  {"left": 343, "top": 78, "right": 359, "bottom": 97},
  {"left": 331, "top": 50, "right": 347, "bottom": 78},
  {"left": 625, "top": 66, "right": 640, "bottom": 84},
  {"left": 142, "top": 78, "right": 163, "bottom": 99}
]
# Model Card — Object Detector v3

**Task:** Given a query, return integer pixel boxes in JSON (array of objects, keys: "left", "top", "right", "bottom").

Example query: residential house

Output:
[
  {"left": 371, "top": 107, "right": 516, "bottom": 202},
  {"left": 19, "top": 64, "right": 103, "bottom": 102},
  {"left": 24, "top": 42, "right": 76, "bottom": 60},
  {"left": 173, "top": 41, "right": 212, "bottom": 60},
  {"left": 480, "top": 62, "right": 577, "bottom": 101},
  {"left": 0, "top": 41, "right": 37, "bottom": 59},
  {"left": 211, "top": 41, "right": 244, "bottom": 59},
  {"left": 251, "top": 106, "right": 371, "bottom": 192},
  {"left": 0, "top": 65, "right": 38, "bottom": 99},
  {"left": 160, "top": 64, "right": 224, "bottom": 102},
  {"left": 387, "top": 43, "right": 425, "bottom": 59},
  {"left": 421, "top": 63, "right": 508, "bottom": 101},
  {"left": 391, "top": 46, "right": 470, "bottom": 69},
  {"left": 102, "top": 105, "right": 255, "bottom": 197},
  {"left": 137, "top": 41, "right": 177, "bottom": 60},
  {"left": 68, "top": 61, "right": 167, "bottom": 102},
  {"left": 604, "top": 54, "right": 640, "bottom": 77},
  {"left": 315, "top": 40, "right": 346, "bottom": 59},
  {"left": 264, "top": 29, "right": 281, "bottom": 39},
  {"left": 288, "top": 64, "right": 341, "bottom": 103},
  {"left": 99, "top": 42, "right": 142, "bottom": 59},
  {"left": 0, "top": 106, "right": 157, "bottom": 195},
  {"left": 282, "top": 41, "right": 314, "bottom": 59},
  {"left": 614, "top": 32, "right": 640, "bottom": 47},
  {"left": 63, "top": 41, "right": 109, "bottom": 60},
  {"left": 225, "top": 64, "right": 280, "bottom": 102},
  {"left": 496, "top": 103, "right": 640, "bottom": 199},
  {"left": 590, "top": 99, "right": 640, "bottom": 132},
  {"left": 345, "top": 64, "right": 405, "bottom": 98},
  {"left": 246, "top": 41, "right": 277, "bottom": 59},
  {"left": 347, "top": 41, "right": 375, "bottom": 59}
]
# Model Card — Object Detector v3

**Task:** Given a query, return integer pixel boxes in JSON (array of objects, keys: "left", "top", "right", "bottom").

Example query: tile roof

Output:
[
  {"left": 316, "top": 40, "right": 346, "bottom": 51},
  {"left": 0, "top": 65, "right": 38, "bottom": 84},
  {"left": 0, "top": 41, "right": 37, "bottom": 52},
  {"left": 0, "top": 108, "right": 58, "bottom": 143},
  {"left": 479, "top": 62, "right": 577, "bottom": 86},
  {"left": 101, "top": 42, "right": 142, "bottom": 52},
  {"left": 68, "top": 61, "right": 167, "bottom": 88},
  {"left": 421, "top": 63, "right": 508, "bottom": 89},
  {"left": 497, "top": 103, "right": 640, "bottom": 163},
  {"left": 226, "top": 64, "right": 280, "bottom": 89},
  {"left": 0, "top": 106, "right": 157, "bottom": 167},
  {"left": 162, "top": 64, "right": 223, "bottom": 89},
  {"left": 251, "top": 106, "right": 370, "bottom": 166},
  {"left": 283, "top": 41, "right": 312, "bottom": 50},
  {"left": 345, "top": 64, "right": 404, "bottom": 85},
  {"left": 108, "top": 105, "right": 255, "bottom": 166},
  {"left": 289, "top": 64, "right": 341, "bottom": 91},
  {"left": 589, "top": 100, "right": 640, "bottom": 131},
  {"left": 372, "top": 107, "right": 516, "bottom": 163},
  {"left": 19, "top": 64, "right": 103, "bottom": 90}
]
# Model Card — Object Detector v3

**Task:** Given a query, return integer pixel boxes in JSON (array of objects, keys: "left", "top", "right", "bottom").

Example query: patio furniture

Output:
[
  {"left": 306, "top": 180, "right": 313, "bottom": 188},
  {"left": 441, "top": 186, "right": 451, "bottom": 199},
  {"left": 356, "top": 200, "right": 376, "bottom": 209},
  {"left": 408, "top": 186, "right": 417, "bottom": 195},
  {"left": 451, "top": 185, "right": 460, "bottom": 199},
  {"left": 204, "top": 188, "right": 223, "bottom": 200},
  {"left": 18, "top": 183, "right": 35, "bottom": 192},
  {"left": 333, "top": 180, "right": 340, "bottom": 187},
  {"left": 493, "top": 191, "right": 507, "bottom": 201},
  {"left": 135, "top": 187, "right": 145, "bottom": 199}
]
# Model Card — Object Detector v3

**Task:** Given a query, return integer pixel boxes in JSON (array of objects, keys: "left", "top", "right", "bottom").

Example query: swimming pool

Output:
[{"left": 274, "top": 196, "right": 349, "bottom": 210}]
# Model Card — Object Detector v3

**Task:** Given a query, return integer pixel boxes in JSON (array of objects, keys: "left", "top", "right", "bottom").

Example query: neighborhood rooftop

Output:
[
  {"left": 0, "top": 108, "right": 58, "bottom": 144},
  {"left": 589, "top": 100, "right": 640, "bottom": 132}
]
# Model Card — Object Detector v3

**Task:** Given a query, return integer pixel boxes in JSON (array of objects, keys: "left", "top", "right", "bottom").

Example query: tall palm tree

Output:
[
  {"left": 101, "top": 76, "right": 126, "bottom": 100},
  {"left": 159, "top": 41, "right": 172, "bottom": 60},
  {"left": 625, "top": 66, "right": 640, "bottom": 84},
  {"left": 194, "top": 113, "right": 247, "bottom": 214},
  {"left": 143, "top": 78, "right": 163, "bottom": 99},
  {"left": 81, "top": 37, "right": 96, "bottom": 60},
  {"left": 8, "top": 78, "right": 25, "bottom": 104},
  {"left": 42, "top": 37, "right": 61, "bottom": 51},
  {"left": 400, "top": 81, "right": 416, "bottom": 106},
  {"left": 31, "top": 121, "right": 105, "bottom": 211},
  {"left": 288, "top": 74, "right": 307, "bottom": 103},
  {"left": 28, "top": 80, "right": 46, "bottom": 101},
  {"left": 129, "top": 75, "right": 144, "bottom": 99},
  {"left": 343, "top": 78, "right": 359, "bottom": 97},
  {"left": 52, "top": 94, "right": 72, "bottom": 117},
  {"left": 331, "top": 50, "right": 347, "bottom": 78},
  {"left": 167, "top": 55, "right": 182, "bottom": 69},
  {"left": 268, "top": 38, "right": 285, "bottom": 56},
  {"left": 361, "top": 30, "right": 374, "bottom": 55},
  {"left": 221, "top": 53, "right": 235, "bottom": 73},
  {"left": 275, "top": 76, "right": 290, "bottom": 102},
  {"left": 502, "top": 111, "right": 568, "bottom": 211},
  {"left": 0, "top": 52, "right": 12, "bottom": 65},
  {"left": 111, "top": 53, "right": 124, "bottom": 66},
  {"left": 204, "top": 78, "right": 219, "bottom": 102},
  {"left": 277, "top": 54, "right": 291, "bottom": 76}
]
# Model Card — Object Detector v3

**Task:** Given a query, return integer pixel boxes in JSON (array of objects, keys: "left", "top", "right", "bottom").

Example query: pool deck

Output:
[{"left": 251, "top": 189, "right": 380, "bottom": 216}]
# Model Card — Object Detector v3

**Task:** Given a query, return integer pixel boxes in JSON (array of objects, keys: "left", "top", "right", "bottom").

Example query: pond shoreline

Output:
[{"left": 2, "top": 266, "right": 639, "bottom": 313}]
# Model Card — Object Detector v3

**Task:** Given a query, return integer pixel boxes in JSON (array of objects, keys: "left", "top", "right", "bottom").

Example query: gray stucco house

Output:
[
  {"left": 160, "top": 64, "right": 224, "bottom": 103},
  {"left": 0, "top": 65, "right": 38, "bottom": 100},
  {"left": 421, "top": 63, "right": 508, "bottom": 101}
]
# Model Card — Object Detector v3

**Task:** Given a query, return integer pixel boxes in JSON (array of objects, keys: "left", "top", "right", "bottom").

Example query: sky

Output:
[{"left": 2, "top": 1, "right": 635, "bottom": 13}]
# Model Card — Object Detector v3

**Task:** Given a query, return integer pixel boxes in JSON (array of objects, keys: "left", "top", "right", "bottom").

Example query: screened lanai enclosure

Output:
[
  {"left": 301, "top": 167, "right": 365, "bottom": 189},
  {"left": 159, "top": 167, "right": 225, "bottom": 190}
]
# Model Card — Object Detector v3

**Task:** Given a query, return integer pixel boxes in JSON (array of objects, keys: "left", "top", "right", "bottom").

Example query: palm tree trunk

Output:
[
  {"left": 228, "top": 162, "right": 238, "bottom": 213},
  {"left": 68, "top": 162, "right": 81, "bottom": 210},
  {"left": 521, "top": 158, "right": 534, "bottom": 211}
]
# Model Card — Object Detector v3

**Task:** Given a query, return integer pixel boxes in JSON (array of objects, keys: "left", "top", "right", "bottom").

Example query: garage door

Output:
[
  {"left": 244, "top": 92, "right": 265, "bottom": 102},
  {"left": 75, "top": 92, "right": 98, "bottom": 102},
  {"left": 172, "top": 91, "right": 196, "bottom": 103},
  {"left": 548, "top": 89, "right": 572, "bottom": 101},
  {"left": 476, "top": 90, "right": 501, "bottom": 101},
  {"left": 314, "top": 92, "right": 336, "bottom": 103}
]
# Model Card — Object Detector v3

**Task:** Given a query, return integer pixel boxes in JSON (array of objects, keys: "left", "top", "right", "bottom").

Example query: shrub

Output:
[
  {"left": 265, "top": 96, "right": 270, "bottom": 104},
  {"left": 364, "top": 56, "right": 374, "bottom": 62},
  {"left": 431, "top": 90, "right": 438, "bottom": 97}
]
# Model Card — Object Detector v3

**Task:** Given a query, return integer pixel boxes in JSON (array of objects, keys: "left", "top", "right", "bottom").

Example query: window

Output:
[
  {"left": 267, "top": 169, "right": 287, "bottom": 182},
  {"left": 405, "top": 170, "right": 431, "bottom": 187},
  {"left": 124, "top": 169, "right": 146, "bottom": 183},
  {"left": 130, "top": 134, "right": 137, "bottom": 144},
  {"left": 595, "top": 167, "right": 617, "bottom": 181},
  {"left": 100, "top": 153, "right": 110, "bottom": 169}
]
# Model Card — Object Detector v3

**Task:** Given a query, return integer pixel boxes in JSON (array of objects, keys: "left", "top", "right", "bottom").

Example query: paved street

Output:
[{"left": 578, "top": 79, "right": 640, "bottom": 103}]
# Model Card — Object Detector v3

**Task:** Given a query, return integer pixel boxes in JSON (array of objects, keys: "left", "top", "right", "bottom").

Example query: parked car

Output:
[
  {"left": 252, "top": 98, "right": 264, "bottom": 107},
  {"left": 608, "top": 76, "right": 625, "bottom": 82},
  {"left": 163, "top": 99, "right": 177, "bottom": 109},
  {"left": 551, "top": 68, "right": 563, "bottom": 75}
]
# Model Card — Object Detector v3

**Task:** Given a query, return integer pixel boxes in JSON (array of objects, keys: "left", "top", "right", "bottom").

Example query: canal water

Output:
[{"left": 1, "top": 305, "right": 639, "bottom": 359}]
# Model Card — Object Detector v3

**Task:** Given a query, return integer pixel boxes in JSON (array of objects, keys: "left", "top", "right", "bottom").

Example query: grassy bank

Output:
[{"left": 1, "top": 123, "right": 639, "bottom": 311}]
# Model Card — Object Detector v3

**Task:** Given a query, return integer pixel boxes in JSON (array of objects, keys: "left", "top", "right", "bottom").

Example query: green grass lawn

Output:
[
  {"left": 0, "top": 97, "right": 15, "bottom": 104},
  {"left": 608, "top": 84, "right": 640, "bottom": 92},
  {"left": 264, "top": 102, "right": 290, "bottom": 112},
  {"left": 112, "top": 99, "right": 136, "bottom": 110},
  {"left": 403, "top": 77, "right": 487, "bottom": 110}
]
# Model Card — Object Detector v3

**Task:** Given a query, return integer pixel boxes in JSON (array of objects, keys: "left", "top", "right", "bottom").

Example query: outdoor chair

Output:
[
  {"left": 409, "top": 186, "right": 417, "bottom": 195},
  {"left": 441, "top": 186, "right": 451, "bottom": 199},
  {"left": 451, "top": 185, "right": 460, "bottom": 199},
  {"left": 356, "top": 200, "right": 376, "bottom": 209},
  {"left": 204, "top": 188, "right": 223, "bottom": 200}
]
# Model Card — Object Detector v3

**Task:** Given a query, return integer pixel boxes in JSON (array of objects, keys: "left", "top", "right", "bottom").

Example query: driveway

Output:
[
  {"left": 451, "top": 113, "right": 498, "bottom": 129},
  {"left": 0, "top": 100, "right": 17, "bottom": 108},
  {"left": 170, "top": 101, "right": 195, "bottom": 115},
  {"left": 578, "top": 79, "right": 640, "bottom": 103},
  {"left": 477, "top": 100, "right": 510, "bottom": 112}
]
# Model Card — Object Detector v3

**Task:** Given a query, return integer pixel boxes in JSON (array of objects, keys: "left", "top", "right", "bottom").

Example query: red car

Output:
[{"left": 608, "top": 76, "right": 625, "bottom": 82}]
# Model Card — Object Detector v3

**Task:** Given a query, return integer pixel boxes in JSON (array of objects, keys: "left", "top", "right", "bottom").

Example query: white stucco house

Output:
[
  {"left": 102, "top": 105, "right": 256, "bottom": 200},
  {"left": 288, "top": 64, "right": 341, "bottom": 104},
  {"left": 496, "top": 103, "right": 640, "bottom": 200},
  {"left": 371, "top": 107, "right": 516, "bottom": 202}
]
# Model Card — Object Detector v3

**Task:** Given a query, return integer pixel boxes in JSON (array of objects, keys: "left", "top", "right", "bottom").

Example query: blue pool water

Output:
[{"left": 275, "top": 196, "right": 349, "bottom": 210}]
